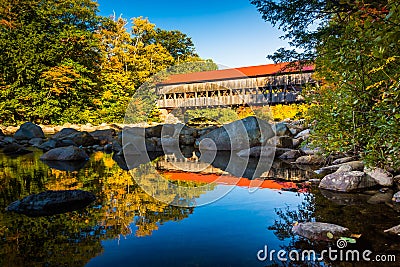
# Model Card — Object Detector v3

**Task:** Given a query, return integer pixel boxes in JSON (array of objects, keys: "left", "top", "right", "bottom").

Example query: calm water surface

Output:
[{"left": 0, "top": 149, "right": 399, "bottom": 267}]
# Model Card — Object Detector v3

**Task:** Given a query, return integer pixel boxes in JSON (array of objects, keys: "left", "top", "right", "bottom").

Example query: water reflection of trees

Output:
[{"left": 0, "top": 151, "right": 209, "bottom": 266}]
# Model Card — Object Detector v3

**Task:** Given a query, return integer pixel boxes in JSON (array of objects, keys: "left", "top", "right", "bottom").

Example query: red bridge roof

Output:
[{"left": 160, "top": 62, "right": 314, "bottom": 85}]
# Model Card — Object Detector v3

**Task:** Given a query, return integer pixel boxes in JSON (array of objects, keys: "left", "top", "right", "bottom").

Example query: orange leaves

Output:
[{"left": 41, "top": 65, "right": 80, "bottom": 96}]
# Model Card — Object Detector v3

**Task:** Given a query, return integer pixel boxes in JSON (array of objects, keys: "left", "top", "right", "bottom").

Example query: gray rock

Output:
[
  {"left": 292, "top": 222, "right": 349, "bottom": 241},
  {"left": 52, "top": 128, "right": 79, "bottom": 139},
  {"left": 335, "top": 164, "right": 353, "bottom": 173},
  {"left": 300, "top": 144, "right": 321, "bottom": 155},
  {"left": 294, "top": 129, "right": 310, "bottom": 139},
  {"left": 279, "top": 150, "right": 302, "bottom": 160},
  {"left": 274, "top": 122, "right": 292, "bottom": 136},
  {"left": 365, "top": 167, "right": 393, "bottom": 187},
  {"left": 40, "top": 146, "right": 89, "bottom": 161},
  {"left": 295, "top": 155, "right": 325, "bottom": 165},
  {"left": 29, "top": 137, "right": 44, "bottom": 147},
  {"left": 14, "top": 122, "right": 45, "bottom": 140},
  {"left": 38, "top": 139, "right": 76, "bottom": 151},
  {"left": 6, "top": 190, "right": 96, "bottom": 217},
  {"left": 332, "top": 157, "right": 356, "bottom": 165},
  {"left": 195, "top": 116, "right": 274, "bottom": 151},
  {"left": 319, "top": 171, "right": 378, "bottom": 192},
  {"left": 319, "top": 161, "right": 364, "bottom": 173},
  {"left": 384, "top": 224, "right": 400, "bottom": 235}
]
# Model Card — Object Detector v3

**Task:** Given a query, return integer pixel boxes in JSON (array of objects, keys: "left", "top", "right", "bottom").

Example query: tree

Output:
[
  {"left": 0, "top": 0, "right": 102, "bottom": 124},
  {"left": 252, "top": 0, "right": 400, "bottom": 168}
]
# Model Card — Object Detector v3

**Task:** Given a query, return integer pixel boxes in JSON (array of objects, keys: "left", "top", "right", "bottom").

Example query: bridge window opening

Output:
[
  {"left": 220, "top": 90, "right": 229, "bottom": 96},
  {"left": 209, "top": 91, "right": 216, "bottom": 97},
  {"left": 177, "top": 93, "right": 184, "bottom": 99},
  {"left": 166, "top": 94, "right": 174, "bottom": 99},
  {"left": 187, "top": 93, "right": 195, "bottom": 98},
  {"left": 198, "top": 91, "right": 206, "bottom": 97}
]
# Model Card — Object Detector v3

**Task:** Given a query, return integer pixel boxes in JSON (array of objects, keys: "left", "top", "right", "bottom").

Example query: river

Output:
[{"left": 0, "top": 149, "right": 399, "bottom": 266}]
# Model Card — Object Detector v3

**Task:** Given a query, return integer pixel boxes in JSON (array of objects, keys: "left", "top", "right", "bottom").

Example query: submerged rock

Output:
[
  {"left": 40, "top": 146, "right": 89, "bottom": 161},
  {"left": 14, "top": 122, "right": 45, "bottom": 140},
  {"left": 6, "top": 190, "right": 96, "bottom": 217},
  {"left": 319, "top": 171, "right": 378, "bottom": 192},
  {"left": 292, "top": 222, "right": 349, "bottom": 241},
  {"left": 2, "top": 143, "right": 32, "bottom": 155}
]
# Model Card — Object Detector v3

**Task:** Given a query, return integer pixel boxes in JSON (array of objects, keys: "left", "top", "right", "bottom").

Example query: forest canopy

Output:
[{"left": 0, "top": 0, "right": 216, "bottom": 125}]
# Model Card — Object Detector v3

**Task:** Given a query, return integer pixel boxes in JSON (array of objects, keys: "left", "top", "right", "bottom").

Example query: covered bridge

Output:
[{"left": 156, "top": 62, "right": 315, "bottom": 109}]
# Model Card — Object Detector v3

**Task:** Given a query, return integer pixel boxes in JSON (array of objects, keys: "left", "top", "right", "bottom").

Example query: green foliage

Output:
[
  {"left": 0, "top": 2, "right": 213, "bottom": 125},
  {"left": 254, "top": 0, "right": 400, "bottom": 168}
]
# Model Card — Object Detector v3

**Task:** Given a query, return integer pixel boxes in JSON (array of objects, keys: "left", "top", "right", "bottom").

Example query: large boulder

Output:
[
  {"left": 292, "top": 222, "right": 349, "bottom": 241},
  {"left": 195, "top": 116, "right": 274, "bottom": 151},
  {"left": 6, "top": 190, "right": 96, "bottom": 217},
  {"left": 14, "top": 122, "right": 45, "bottom": 140},
  {"left": 319, "top": 171, "right": 378, "bottom": 192},
  {"left": 365, "top": 167, "right": 393, "bottom": 187},
  {"left": 40, "top": 146, "right": 89, "bottom": 161}
]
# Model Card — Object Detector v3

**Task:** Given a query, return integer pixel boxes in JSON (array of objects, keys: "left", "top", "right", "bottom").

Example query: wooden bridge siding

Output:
[
  {"left": 156, "top": 92, "right": 301, "bottom": 108},
  {"left": 156, "top": 72, "right": 313, "bottom": 108}
]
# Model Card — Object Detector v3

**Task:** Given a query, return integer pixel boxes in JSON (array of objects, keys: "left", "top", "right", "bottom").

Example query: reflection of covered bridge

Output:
[{"left": 156, "top": 62, "right": 315, "bottom": 109}]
